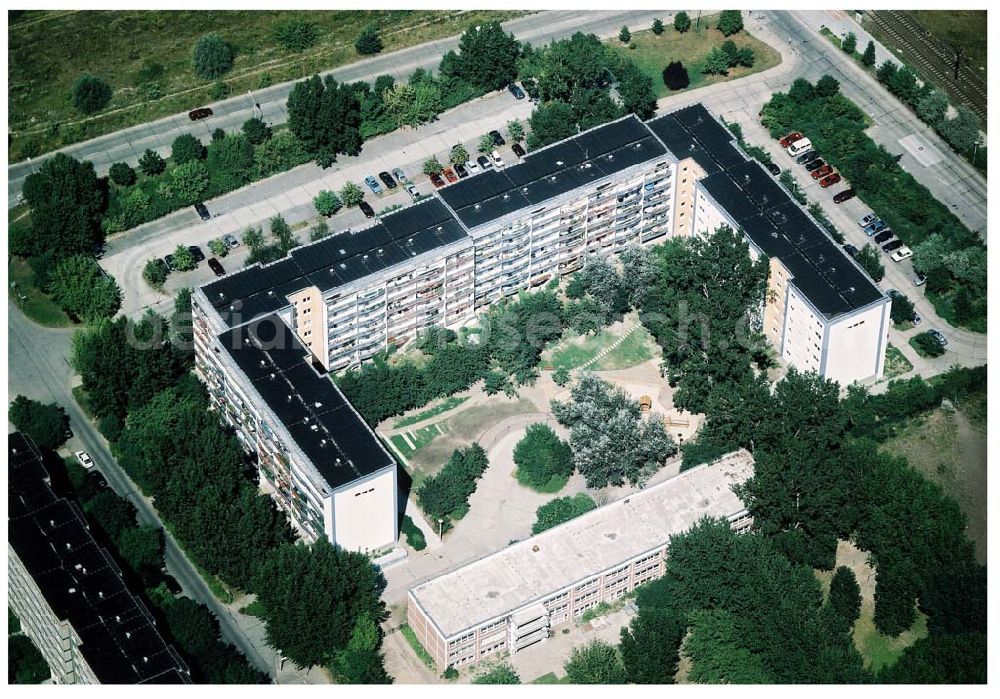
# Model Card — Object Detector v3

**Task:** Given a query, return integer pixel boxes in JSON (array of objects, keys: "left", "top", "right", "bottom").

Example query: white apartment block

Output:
[{"left": 407, "top": 450, "right": 755, "bottom": 669}]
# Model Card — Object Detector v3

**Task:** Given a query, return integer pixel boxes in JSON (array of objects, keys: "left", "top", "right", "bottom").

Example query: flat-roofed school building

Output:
[{"left": 406, "top": 450, "right": 754, "bottom": 669}]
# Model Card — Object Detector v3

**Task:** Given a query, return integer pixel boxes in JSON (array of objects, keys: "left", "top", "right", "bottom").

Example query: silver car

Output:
[
  {"left": 857, "top": 212, "right": 877, "bottom": 228},
  {"left": 223, "top": 233, "right": 240, "bottom": 248},
  {"left": 392, "top": 167, "right": 408, "bottom": 184},
  {"left": 927, "top": 329, "right": 949, "bottom": 347}
]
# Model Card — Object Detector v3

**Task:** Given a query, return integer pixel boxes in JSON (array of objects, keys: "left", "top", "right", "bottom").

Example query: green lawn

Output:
[
  {"left": 8, "top": 255, "right": 74, "bottom": 328},
  {"left": 545, "top": 328, "right": 619, "bottom": 370},
  {"left": 882, "top": 344, "right": 913, "bottom": 380},
  {"left": 394, "top": 395, "right": 467, "bottom": 429},
  {"left": 532, "top": 672, "right": 570, "bottom": 684},
  {"left": 593, "top": 325, "right": 656, "bottom": 370},
  {"left": 399, "top": 623, "right": 436, "bottom": 670},
  {"left": 907, "top": 11, "right": 986, "bottom": 76},
  {"left": 72, "top": 385, "right": 95, "bottom": 420},
  {"left": 389, "top": 422, "right": 446, "bottom": 459},
  {"left": 7, "top": 9, "right": 526, "bottom": 162},
  {"left": 608, "top": 17, "right": 782, "bottom": 99},
  {"left": 855, "top": 612, "right": 928, "bottom": 673}
]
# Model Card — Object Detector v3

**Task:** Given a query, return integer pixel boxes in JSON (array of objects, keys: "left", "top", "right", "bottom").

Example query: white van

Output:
[{"left": 787, "top": 138, "right": 812, "bottom": 157}]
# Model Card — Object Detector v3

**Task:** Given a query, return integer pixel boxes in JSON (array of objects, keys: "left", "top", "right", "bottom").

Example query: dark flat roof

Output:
[
  {"left": 216, "top": 316, "right": 395, "bottom": 490},
  {"left": 8, "top": 433, "right": 191, "bottom": 684},
  {"left": 651, "top": 104, "right": 883, "bottom": 319},
  {"left": 201, "top": 197, "right": 469, "bottom": 327},
  {"left": 438, "top": 114, "right": 668, "bottom": 230}
]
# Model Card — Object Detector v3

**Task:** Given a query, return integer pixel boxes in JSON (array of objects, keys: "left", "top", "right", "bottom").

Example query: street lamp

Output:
[{"left": 438, "top": 518, "right": 444, "bottom": 541}]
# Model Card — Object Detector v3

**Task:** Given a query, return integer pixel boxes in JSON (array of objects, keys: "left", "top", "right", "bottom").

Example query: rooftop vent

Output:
[
  {"left": 634, "top": 143, "right": 643, "bottom": 150},
  {"left": 377, "top": 248, "right": 384, "bottom": 255},
  {"left": 339, "top": 249, "right": 346, "bottom": 255},
  {"left": 556, "top": 160, "right": 564, "bottom": 166},
  {"left": 314, "top": 401, "right": 322, "bottom": 408},
  {"left": 339, "top": 263, "right": 347, "bottom": 269},
  {"left": 68, "top": 587, "right": 77, "bottom": 594},
  {"left": 474, "top": 204, "right": 481, "bottom": 210},
  {"left": 269, "top": 373, "right": 276, "bottom": 379},
  {"left": 310, "top": 424, "right": 319, "bottom": 431},
  {"left": 522, "top": 187, "right": 529, "bottom": 194},
  {"left": 607, "top": 154, "right": 614, "bottom": 161},
  {"left": 363, "top": 254, "right": 368, "bottom": 260},
  {"left": 503, "top": 193, "right": 510, "bottom": 200},
  {"left": 550, "top": 176, "right": 557, "bottom": 182}
]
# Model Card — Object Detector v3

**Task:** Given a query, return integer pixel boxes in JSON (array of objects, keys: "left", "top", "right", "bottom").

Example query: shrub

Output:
[
  {"left": 532, "top": 493, "right": 596, "bottom": 534},
  {"left": 400, "top": 515, "right": 427, "bottom": 551},
  {"left": 619, "top": 26, "right": 631, "bottom": 43},
  {"left": 309, "top": 220, "right": 331, "bottom": 241},
  {"left": 210, "top": 81, "right": 230, "bottom": 100},
  {"left": 273, "top": 18, "right": 318, "bottom": 52},
  {"left": 71, "top": 74, "right": 112, "bottom": 114},
  {"left": 143, "top": 258, "right": 168, "bottom": 288},
  {"left": 138, "top": 149, "right": 166, "bottom": 176},
  {"left": 168, "top": 160, "right": 209, "bottom": 204},
  {"left": 171, "top": 244, "right": 197, "bottom": 272},
  {"left": 422, "top": 157, "right": 443, "bottom": 175},
  {"left": 171, "top": 133, "right": 206, "bottom": 164},
  {"left": 108, "top": 162, "right": 136, "bottom": 186},
  {"left": 314, "top": 190, "right": 342, "bottom": 217},
  {"left": 513, "top": 423, "right": 573, "bottom": 491},
  {"left": 193, "top": 33, "right": 234, "bottom": 80},
  {"left": 339, "top": 181, "right": 364, "bottom": 207},
  {"left": 651, "top": 18, "right": 664, "bottom": 35},
  {"left": 717, "top": 10, "right": 744, "bottom": 36},
  {"left": 208, "top": 239, "right": 228, "bottom": 258},
  {"left": 507, "top": 119, "right": 525, "bottom": 142},
  {"left": 662, "top": 61, "right": 690, "bottom": 90},
  {"left": 242, "top": 117, "right": 271, "bottom": 145},
  {"left": 841, "top": 32, "right": 857, "bottom": 54},
  {"left": 911, "top": 332, "right": 946, "bottom": 358},
  {"left": 355, "top": 25, "right": 383, "bottom": 55}
]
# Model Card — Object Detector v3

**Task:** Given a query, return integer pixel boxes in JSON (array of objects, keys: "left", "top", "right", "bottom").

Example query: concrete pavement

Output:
[
  {"left": 8, "top": 9, "right": 666, "bottom": 208},
  {"left": 6, "top": 301, "right": 322, "bottom": 684}
]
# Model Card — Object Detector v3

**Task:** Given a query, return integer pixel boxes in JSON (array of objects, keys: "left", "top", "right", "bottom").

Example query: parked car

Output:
[
  {"left": 873, "top": 230, "right": 895, "bottom": 245},
  {"left": 882, "top": 239, "right": 904, "bottom": 253},
  {"left": 378, "top": 171, "right": 397, "bottom": 190},
  {"left": 188, "top": 107, "right": 213, "bottom": 120},
  {"left": 359, "top": 201, "right": 376, "bottom": 218},
  {"left": 429, "top": 172, "right": 445, "bottom": 188},
  {"left": 490, "top": 150, "right": 505, "bottom": 167},
  {"left": 913, "top": 271, "right": 927, "bottom": 287},
  {"left": 864, "top": 220, "right": 887, "bottom": 236},
  {"left": 795, "top": 149, "right": 818, "bottom": 164},
  {"left": 392, "top": 167, "right": 408, "bottom": 184},
  {"left": 404, "top": 182, "right": 420, "bottom": 201},
  {"left": 208, "top": 257, "right": 225, "bottom": 277},
  {"left": 188, "top": 245, "right": 205, "bottom": 263},
  {"left": 194, "top": 202, "right": 210, "bottom": 220},
  {"left": 489, "top": 130, "right": 506, "bottom": 147},
  {"left": 364, "top": 175, "right": 383, "bottom": 195},
  {"left": 442, "top": 168, "right": 458, "bottom": 183},
  {"left": 833, "top": 188, "right": 856, "bottom": 204},
  {"left": 466, "top": 160, "right": 480, "bottom": 174},
  {"left": 857, "top": 212, "right": 878, "bottom": 228},
  {"left": 842, "top": 243, "right": 859, "bottom": 258},
  {"left": 75, "top": 451, "right": 94, "bottom": 470},
  {"left": 477, "top": 155, "right": 493, "bottom": 170},
  {"left": 765, "top": 162, "right": 780, "bottom": 176},
  {"left": 890, "top": 246, "right": 913, "bottom": 262},
  {"left": 787, "top": 138, "right": 812, "bottom": 157},
  {"left": 805, "top": 158, "right": 826, "bottom": 172},
  {"left": 223, "top": 233, "right": 239, "bottom": 248},
  {"left": 163, "top": 254, "right": 176, "bottom": 271},
  {"left": 779, "top": 132, "right": 804, "bottom": 148},
  {"left": 819, "top": 173, "right": 841, "bottom": 188},
  {"left": 87, "top": 472, "right": 108, "bottom": 490},
  {"left": 512, "top": 142, "right": 527, "bottom": 158},
  {"left": 810, "top": 164, "right": 833, "bottom": 179},
  {"left": 508, "top": 83, "right": 526, "bottom": 100},
  {"left": 454, "top": 163, "right": 469, "bottom": 178},
  {"left": 927, "top": 329, "right": 949, "bottom": 347}
]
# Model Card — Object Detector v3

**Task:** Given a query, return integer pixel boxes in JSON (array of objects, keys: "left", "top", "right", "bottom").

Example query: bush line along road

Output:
[{"left": 6, "top": 10, "right": 663, "bottom": 209}]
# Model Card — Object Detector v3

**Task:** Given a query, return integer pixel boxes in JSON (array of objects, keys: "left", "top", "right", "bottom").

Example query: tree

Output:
[
  {"left": 674, "top": 11, "right": 691, "bottom": 33},
  {"left": 734, "top": 46, "right": 755, "bottom": 68},
  {"left": 477, "top": 133, "right": 495, "bottom": 155},
  {"left": 83, "top": 490, "right": 138, "bottom": 542},
  {"left": 117, "top": 524, "right": 163, "bottom": 575},
  {"left": 270, "top": 214, "right": 296, "bottom": 252},
  {"left": 193, "top": 33, "right": 234, "bottom": 79},
  {"left": 139, "top": 148, "right": 166, "bottom": 176},
  {"left": 254, "top": 539, "right": 387, "bottom": 668},
  {"left": 552, "top": 367, "right": 570, "bottom": 387},
  {"left": 841, "top": 32, "right": 857, "bottom": 54},
  {"left": 242, "top": 117, "right": 271, "bottom": 145},
  {"left": 208, "top": 238, "right": 228, "bottom": 258},
  {"left": 788, "top": 76, "right": 816, "bottom": 103},
  {"left": 168, "top": 160, "right": 209, "bottom": 204},
  {"left": 684, "top": 609, "right": 775, "bottom": 683},
  {"left": 862, "top": 40, "right": 877, "bottom": 67},
  {"left": 449, "top": 144, "right": 469, "bottom": 166},
  {"left": 916, "top": 90, "right": 949, "bottom": 127},
  {"left": 273, "top": 18, "right": 318, "bottom": 52},
  {"left": 616, "top": 60, "right": 657, "bottom": 119},
  {"left": 912, "top": 331, "right": 946, "bottom": 357},
  {"left": 143, "top": 258, "right": 168, "bottom": 289},
  {"left": 889, "top": 292, "right": 916, "bottom": 325},
  {"left": 619, "top": 25, "right": 631, "bottom": 43},
  {"left": 22, "top": 154, "right": 106, "bottom": 259},
  {"left": 309, "top": 220, "right": 331, "bottom": 241},
  {"left": 527, "top": 101, "right": 578, "bottom": 150},
  {"left": 856, "top": 244, "right": 884, "bottom": 282},
  {"left": 9, "top": 635, "right": 50, "bottom": 684},
  {"left": 9, "top": 396, "right": 71, "bottom": 450},
  {"left": 448, "top": 21, "right": 521, "bottom": 92},
  {"left": 473, "top": 662, "right": 520, "bottom": 684},
  {"left": 827, "top": 566, "right": 862, "bottom": 630},
  {"left": 815, "top": 74, "right": 840, "bottom": 98},
  {"left": 48, "top": 255, "right": 122, "bottom": 323},
  {"left": 513, "top": 423, "right": 573, "bottom": 491},
  {"left": 71, "top": 74, "right": 112, "bottom": 114},
  {"left": 564, "top": 640, "right": 626, "bottom": 684},
  {"left": 422, "top": 157, "right": 443, "bottom": 175},
  {"left": 532, "top": 493, "right": 596, "bottom": 534},
  {"left": 880, "top": 633, "right": 986, "bottom": 684},
  {"left": 313, "top": 190, "right": 342, "bottom": 217},
  {"left": 208, "top": 133, "right": 254, "bottom": 182},
  {"left": 939, "top": 106, "right": 981, "bottom": 154},
  {"left": 652, "top": 18, "right": 664, "bottom": 35},
  {"left": 662, "top": 61, "right": 690, "bottom": 90},
  {"left": 171, "top": 133, "right": 206, "bottom": 165},
  {"left": 876, "top": 59, "right": 898, "bottom": 85},
  {"left": 108, "top": 162, "right": 136, "bottom": 186},
  {"left": 702, "top": 47, "right": 731, "bottom": 76},
  {"left": 354, "top": 24, "right": 383, "bottom": 55},
  {"left": 717, "top": 10, "right": 744, "bottom": 36},
  {"left": 286, "top": 74, "right": 363, "bottom": 166},
  {"left": 506, "top": 119, "right": 525, "bottom": 142},
  {"left": 417, "top": 445, "right": 490, "bottom": 523},
  {"left": 171, "top": 244, "right": 197, "bottom": 272},
  {"left": 241, "top": 226, "right": 264, "bottom": 249},
  {"left": 335, "top": 183, "right": 362, "bottom": 210},
  {"left": 382, "top": 82, "right": 441, "bottom": 129}
]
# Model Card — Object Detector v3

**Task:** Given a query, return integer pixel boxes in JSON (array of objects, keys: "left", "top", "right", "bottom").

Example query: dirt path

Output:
[{"left": 952, "top": 408, "right": 987, "bottom": 563}]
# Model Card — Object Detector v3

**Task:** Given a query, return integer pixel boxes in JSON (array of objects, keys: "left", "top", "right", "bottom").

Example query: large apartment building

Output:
[
  {"left": 8, "top": 433, "right": 191, "bottom": 684},
  {"left": 407, "top": 450, "right": 755, "bottom": 669},
  {"left": 192, "top": 104, "right": 887, "bottom": 550}
]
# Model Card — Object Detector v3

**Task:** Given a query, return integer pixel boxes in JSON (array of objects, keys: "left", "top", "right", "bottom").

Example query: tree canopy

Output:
[{"left": 21, "top": 154, "right": 106, "bottom": 259}]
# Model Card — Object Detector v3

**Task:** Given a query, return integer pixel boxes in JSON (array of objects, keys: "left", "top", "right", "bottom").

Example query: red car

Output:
[
  {"left": 819, "top": 173, "right": 842, "bottom": 188},
  {"left": 442, "top": 168, "right": 458, "bottom": 184},
  {"left": 429, "top": 172, "right": 445, "bottom": 188},
  {"left": 779, "top": 131, "right": 803, "bottom": 148},
  {"left": 811, "top": 164, "right": 833, "bottom": 179},
  {"left": 188, "top": 107, "right": 213, "bottom": 120}
]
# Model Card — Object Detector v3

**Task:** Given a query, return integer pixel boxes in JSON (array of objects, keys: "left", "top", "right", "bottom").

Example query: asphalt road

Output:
[
  {"left": 7, "top": 9, "right": 664, "bottom": 208},
  {"left": 6, "top": 300, "right": 278, "bottom": 681}
]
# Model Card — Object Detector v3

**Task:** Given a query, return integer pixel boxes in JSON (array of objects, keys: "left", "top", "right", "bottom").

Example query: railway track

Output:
[{"left": 868, "top": 10, "right": 986, "bottom": 123}]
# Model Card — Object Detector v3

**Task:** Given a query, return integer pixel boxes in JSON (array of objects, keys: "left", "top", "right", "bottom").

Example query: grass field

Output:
[
  {"left": 532, "top": 672, "right": 570, "bottom": 684},
  {"left": 881, "top": 344, "right": 913, "bottom": 380},
  {"left": 389, "top": 422, "right": 446, "bottom": 459},
  {"left": 8, "top": 256, "right": 74, "bottom": 328},
  {"left": 394, "top": 395, "right": 467, "bottom": 429},
  {"left": 399, "top": 623, "right": 435, "bottom": 670},
  {"left": 7, "top": 9, "right": 525, "bottom": 162},
  {"left": 907, "top": 11, "right": 987, "bottom": 77},
  {"left": 593, "top": 325, "right": 656, "bottom": 370},
  {"left": 608, "top": 16, "right": 781, "bottom": 100}
]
